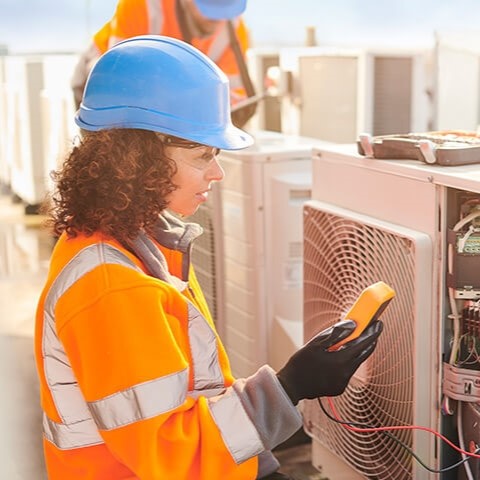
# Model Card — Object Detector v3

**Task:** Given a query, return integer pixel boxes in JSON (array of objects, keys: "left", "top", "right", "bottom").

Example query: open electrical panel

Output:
[{"left": 443, "top": 189, "right": 480, "bottom": 479}]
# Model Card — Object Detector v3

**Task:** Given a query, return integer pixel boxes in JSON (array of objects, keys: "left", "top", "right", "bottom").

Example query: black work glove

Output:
[{"left": 277, "top": 319, "right": 383, "bottom": 405}]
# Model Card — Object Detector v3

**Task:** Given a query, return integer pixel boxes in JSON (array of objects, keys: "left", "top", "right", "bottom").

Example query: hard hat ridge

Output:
[{"left": 75, "top": 35, "right": 253, "bottom": 150}]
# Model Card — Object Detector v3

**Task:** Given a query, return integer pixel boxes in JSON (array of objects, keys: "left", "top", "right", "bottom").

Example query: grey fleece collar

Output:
[
  {"left": 130, "top": 211, "right": 203, "bottom": 284},
  {"left": 151, "top": 210, "right": 203, "bottom": 253}
]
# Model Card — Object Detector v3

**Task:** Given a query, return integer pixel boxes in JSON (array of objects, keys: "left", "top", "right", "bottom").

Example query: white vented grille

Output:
[
  {"left": 189, "top": 185, "right": 223, "bottom": 327},
  {"left": 373, "top": 56, "right": 412, "bottom": 135},
  {"left": 302, "top": 200, "right": 435, "bottom": 480},
  {"left": 190, "top": 204, "right": 218, "bottom": 319}
]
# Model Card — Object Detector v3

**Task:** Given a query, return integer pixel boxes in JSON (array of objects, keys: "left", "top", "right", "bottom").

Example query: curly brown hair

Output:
[{"left": 44, "top": 129, "right": 177, "bottom": 244}]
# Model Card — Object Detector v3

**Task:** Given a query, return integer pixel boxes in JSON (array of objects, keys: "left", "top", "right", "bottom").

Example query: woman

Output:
[{"left": 35, "top": 35, "right": 382, "bottom": 479}]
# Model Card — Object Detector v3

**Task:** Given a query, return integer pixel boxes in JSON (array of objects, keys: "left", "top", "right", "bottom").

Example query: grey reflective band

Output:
[
  {"left": 43, "top": 385, "right": 225, "bottom": 450},
  {"left": 43, "top": 414, "right": 103, "bottom": 450},
  {"left": 41, "top": 243, "right": 144, "bottom": 448},
  {"left": 207, "top": 23, "right": 229, "bottom": 63},
  {"left": 187, "top": 303, "right": 225, "bottom": 390},
  {"left": 146, "top": 0, "right": 163, "bottom": 33},
  {"left": 43, "top": 244, "right": 143, "bottom": 425},
  {"left": 188, "top": 386, "right": 226, "bottom": 399},
  {"left": 88, "top": 369, "right": 188, "bottom": 430},
  {"left": 208, "top": 387, "right": 264, "bottom": 463}
]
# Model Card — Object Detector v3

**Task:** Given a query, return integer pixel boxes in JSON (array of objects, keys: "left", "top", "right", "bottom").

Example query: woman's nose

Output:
[{"left": 206, "top": 157, "right": 225, "bottom": 182}]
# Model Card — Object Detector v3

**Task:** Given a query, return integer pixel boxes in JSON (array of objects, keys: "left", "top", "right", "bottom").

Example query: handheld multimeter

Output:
[{"left": 329, "top": 281, "right": 395, "bottom": 351}]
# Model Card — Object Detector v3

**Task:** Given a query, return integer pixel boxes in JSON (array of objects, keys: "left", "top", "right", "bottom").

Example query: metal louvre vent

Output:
[
  {"left": 373, "top": 56, "right": 413, "bottom": 136},
  {"left": 190, "top": 202, "right": 218, "bottom": 323},
  {"left": 302, "top": 201, "right": 432, "bottom": 480}
]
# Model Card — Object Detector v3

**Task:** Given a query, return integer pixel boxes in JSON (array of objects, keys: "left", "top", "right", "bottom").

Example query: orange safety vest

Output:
[
  {"left": 34, "top": 212, "right": 301, "bottom": 479},
  {"left": 93, "top": 0, "right": 249, "bottom": 102}
]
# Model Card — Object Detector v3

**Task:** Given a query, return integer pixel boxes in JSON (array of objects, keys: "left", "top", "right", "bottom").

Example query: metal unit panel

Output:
[
  {"left": 299, "top": 55, "right": 358, "bottom": 142},
  {"left": 219, "top": 155, "right": 267, "bottom": 376},
  {"left": 264, "top": 164, "right": 312, "bottom": 371},
  {"left": 303, "top": 200, "right": 436, "bottom": 479},
  {"left": 283, "top": 48, "right": 429, "bottom": 143},
  {"left": 189, "top": 131, "right": 319, "bottom": 377},
  {"left": 311, "top": 146, "right": 438, "bottom": 237},
  {"left": 373, "top": 56, "right": 413, "bottom": 135},
  {"left": 434, "top": 31, "right": 480, "bottom": 131},
  {"left": 306, "top": 143, "right": 480, "bottom": 479}
]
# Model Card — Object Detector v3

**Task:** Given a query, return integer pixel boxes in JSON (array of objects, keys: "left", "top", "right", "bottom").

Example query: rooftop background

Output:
[{"left": 3, "top": 0, "right": 480, "bottom": 54}]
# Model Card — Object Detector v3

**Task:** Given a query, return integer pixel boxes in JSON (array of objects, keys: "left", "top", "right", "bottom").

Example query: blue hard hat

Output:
[
  {"left": 195, "top": 0, "right": 247, "bottom": 20},
  {"left": 75, "top": 35, "right": 253, "bottom": 150}
]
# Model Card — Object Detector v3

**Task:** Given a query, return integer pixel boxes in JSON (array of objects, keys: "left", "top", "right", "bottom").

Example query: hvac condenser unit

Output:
[
  {"left": 280, "top": 47, "right": 430, "bottom": 143},
  {"left": 0, "top": 55, "right": 9, "bottom": 187},
  {"left": 4, "top": 54, "right": 78, "bottom": 207},
  {"left": 40, "top": 54, "right": 79, "bottom": 191},
  {"left": 304, "top": 143, "right": 480, "bottom": 479},
  {"left": 190, "top": 130, "right": 326, "bottom": 378},
  {"left": 246, "top": 47, "right": 282, "bottom": 132},
  {"left": 434, "top": 30, "right": 480, "bottom": 131},
  {"left": 4, "top": 55, "right": 47, "bottom": 206}
]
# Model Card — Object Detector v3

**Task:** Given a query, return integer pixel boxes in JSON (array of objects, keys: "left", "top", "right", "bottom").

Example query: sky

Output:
[{"left": 3, "top": 0, "right": 480, "bottom": 54}]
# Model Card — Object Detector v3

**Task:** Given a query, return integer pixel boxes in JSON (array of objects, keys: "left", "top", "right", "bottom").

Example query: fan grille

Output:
[{"left": 302, "top": 203, "right": 421, "bottom": 479}]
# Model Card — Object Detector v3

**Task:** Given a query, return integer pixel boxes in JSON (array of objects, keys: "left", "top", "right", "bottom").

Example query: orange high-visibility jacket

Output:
[
  {"left": 92, "top": 0, "right": 249, "bottom": 102},
  {"left": 35, "top": 212, "right": 301, "bottom": 479}
]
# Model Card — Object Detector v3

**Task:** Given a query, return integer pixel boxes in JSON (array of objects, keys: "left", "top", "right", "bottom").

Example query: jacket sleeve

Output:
[
  {"left": 103, "top": 0, "right": 150, "bottom": 49},
  {"left": 56, "top": 271, "right": 301, "bottom": 479}
]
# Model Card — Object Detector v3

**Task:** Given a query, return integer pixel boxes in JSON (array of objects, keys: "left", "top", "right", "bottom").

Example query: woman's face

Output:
[{"left": 165, "top": 143, "right": 225, "bottom": 217}]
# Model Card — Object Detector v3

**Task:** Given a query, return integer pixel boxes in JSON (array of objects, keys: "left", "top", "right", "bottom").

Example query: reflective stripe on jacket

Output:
[
  {"left": 35, "top": 213, "right": 301, "bottom": 479},
  {"left": 93, "top": 0, "right": 248, "bottom": 101}
]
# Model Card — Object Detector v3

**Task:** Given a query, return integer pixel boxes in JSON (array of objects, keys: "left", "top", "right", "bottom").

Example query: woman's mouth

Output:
[{"left": 196, "top": 189, "right": 210, "bottom": 202}]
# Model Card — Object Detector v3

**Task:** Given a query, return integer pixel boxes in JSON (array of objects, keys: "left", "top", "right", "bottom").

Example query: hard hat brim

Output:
[
  {"left": 75, "top": 35, "right": 253, "bottom": 150},
  {"left": 75, "top": 107, "right": 254, "bottom": 151}
]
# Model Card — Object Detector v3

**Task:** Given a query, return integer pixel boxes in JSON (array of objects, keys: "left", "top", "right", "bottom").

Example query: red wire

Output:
[{"left": 326, "top": 397, "right": 480, "bottom": 459}]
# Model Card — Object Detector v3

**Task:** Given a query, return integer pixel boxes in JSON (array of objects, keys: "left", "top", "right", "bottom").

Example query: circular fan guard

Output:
[{"left": 302, "top": 204, "right": 419, "bottom": 479}]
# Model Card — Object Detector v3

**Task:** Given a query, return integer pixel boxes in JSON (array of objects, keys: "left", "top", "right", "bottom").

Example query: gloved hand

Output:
[{"left": 277, "top": 319, "right": 383, "bottom": 405}]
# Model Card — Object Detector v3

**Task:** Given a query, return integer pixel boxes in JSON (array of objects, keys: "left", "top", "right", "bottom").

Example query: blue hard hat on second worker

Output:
[
  {"left": 195, "top": 0, "right": 247, "bottom": 20},
  {"left": 75, "top": 35, "right": 253, "bottom": 150}
]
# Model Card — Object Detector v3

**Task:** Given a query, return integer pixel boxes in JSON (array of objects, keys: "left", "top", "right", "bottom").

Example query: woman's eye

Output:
[{"left": 200, "top": 153, "right": 215, "bottom": 162}]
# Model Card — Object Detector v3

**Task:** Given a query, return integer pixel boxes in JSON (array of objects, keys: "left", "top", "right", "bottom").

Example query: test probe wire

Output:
[{"left": 318, "top": 397, "right": 480, "bottom": 474}]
